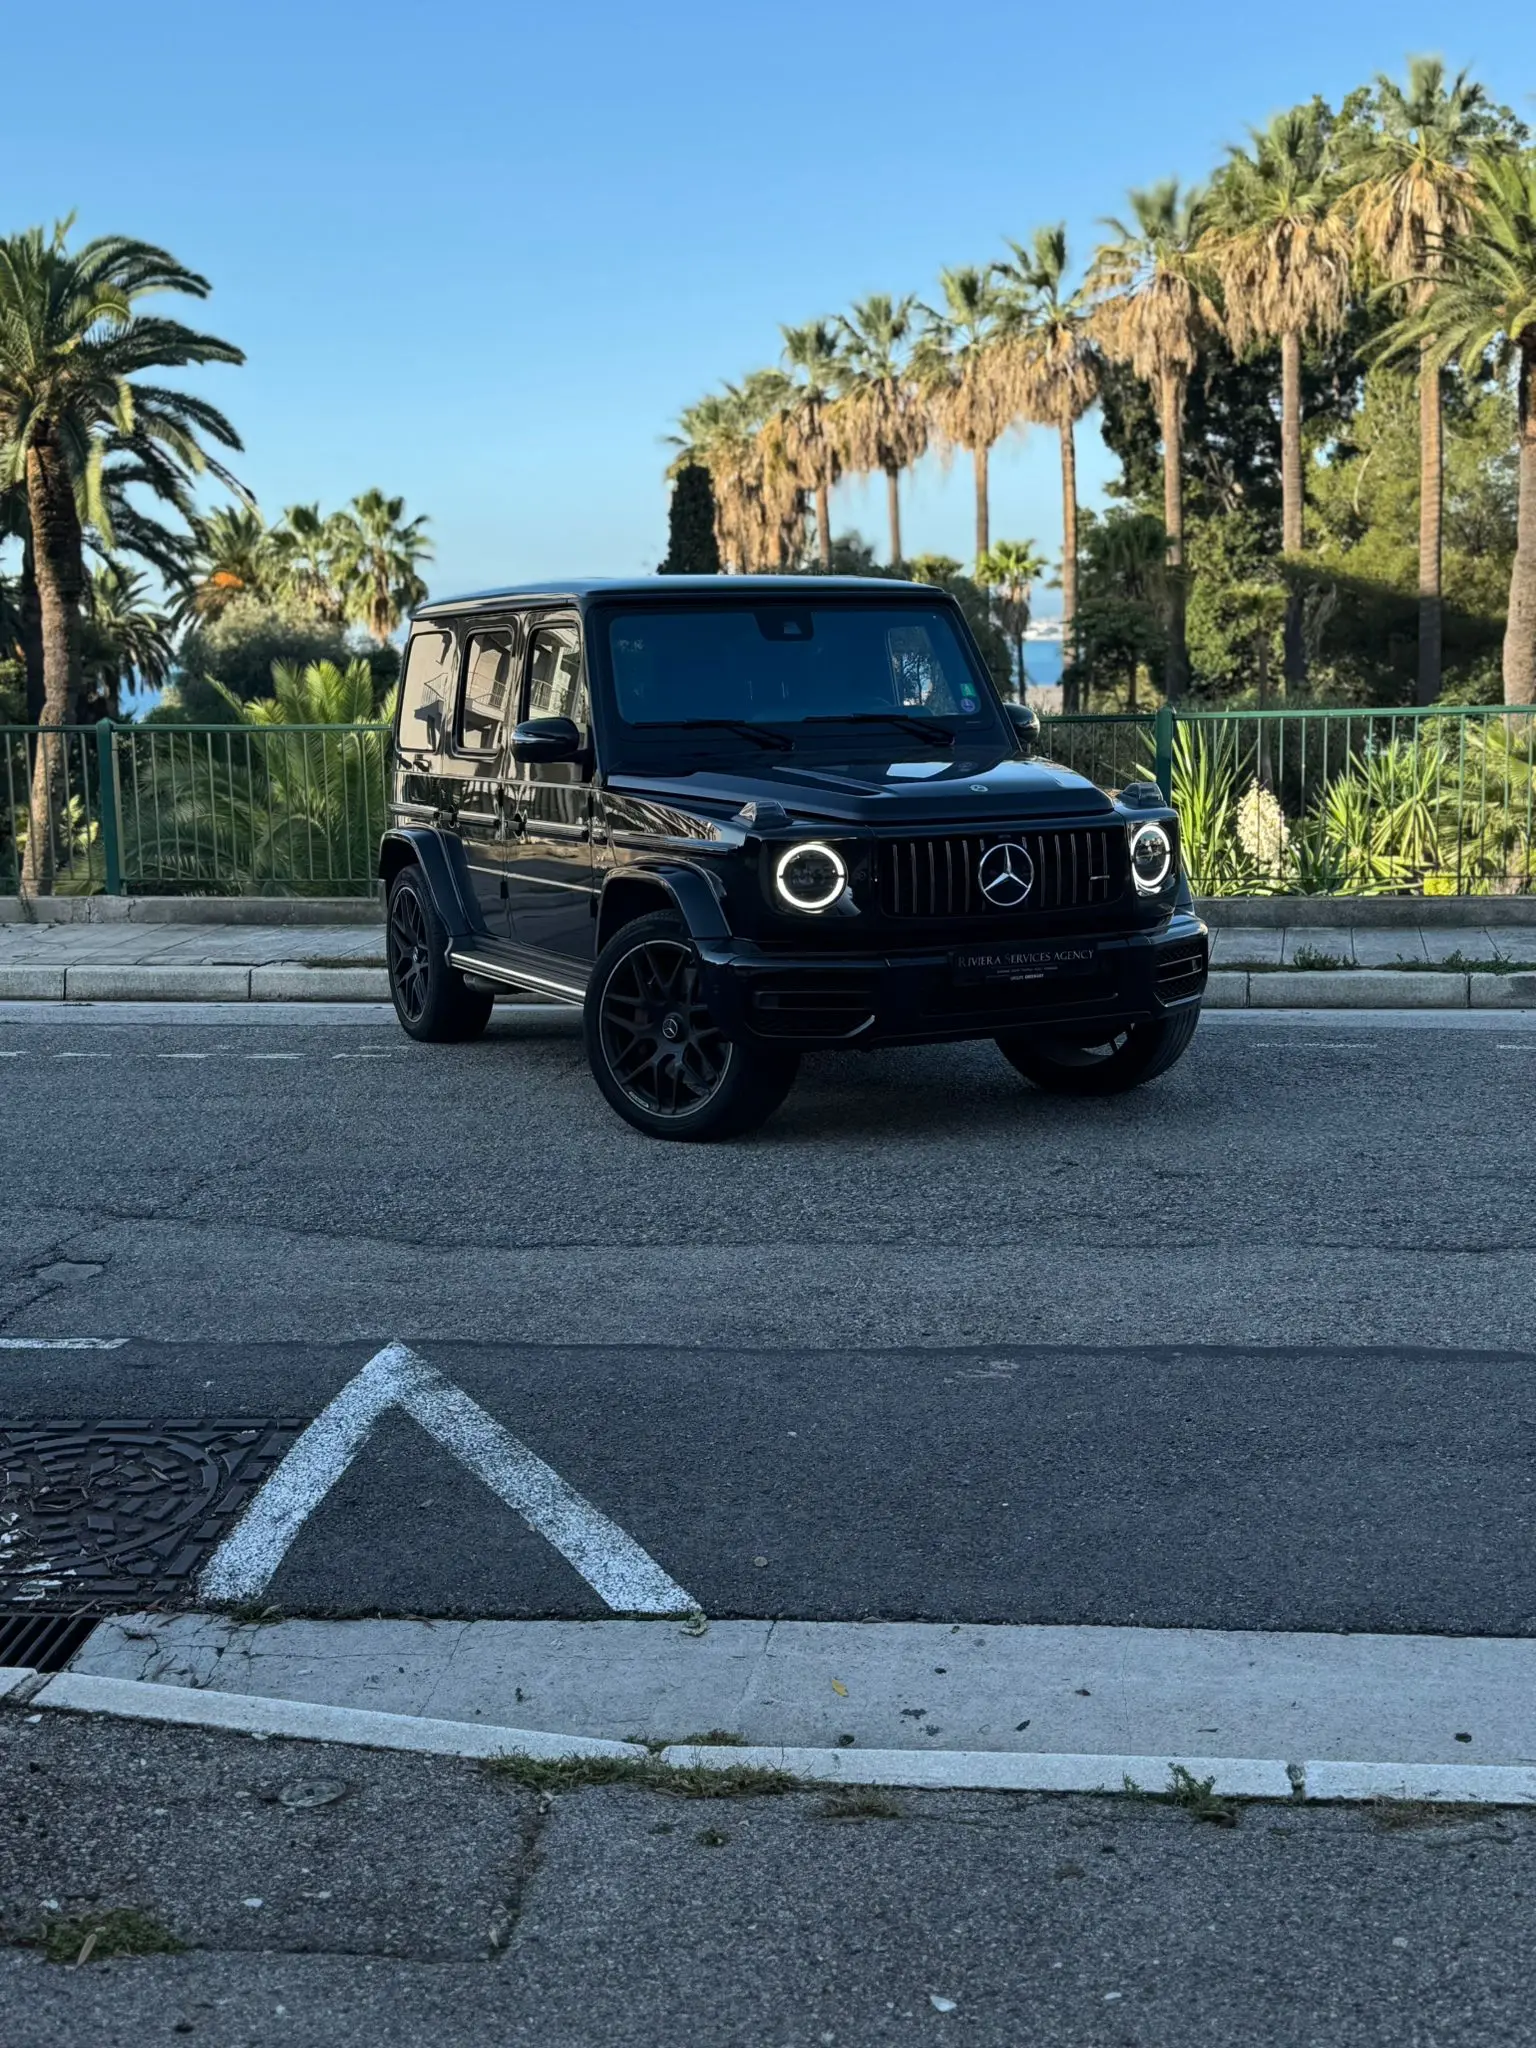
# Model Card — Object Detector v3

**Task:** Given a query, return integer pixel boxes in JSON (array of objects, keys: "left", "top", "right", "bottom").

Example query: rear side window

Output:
[
  {"left": 398, "top": 629, "right": 453, "bottom": 753},
  {"left": 459, "top": 629, "right": 519, "bottom": 755}
]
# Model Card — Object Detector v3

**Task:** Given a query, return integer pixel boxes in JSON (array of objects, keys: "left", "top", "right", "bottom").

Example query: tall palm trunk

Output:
[
  {"left": 1159, "top": 372, "right": 1189, "bottom": 703},
  {"left": 1505, "top": 341, "right": 1536, "bottom": 708},
  {"left": 20, "top": 535, "right": 45, "bottom": 722},
  {"left": 884, "top": 465, "right": 902, "bottom": 567},
  {"left": 1059, "top": 415, "right": 1080, "bottom": 712},
  {"left": 1280, "top": 328, "right": 1307, "bottom": 691},
  {"left": 815, "top": 479, "right": 832, "bottom": 568},
  {"left": 20, "top": 432, "right": 84, "bottom": 896},
  {"left": 973, "top": 445, "right": 990, "bottom": 561},
  {"left": 1417, "top": 343, "right": 1444, "bottom": 706}
]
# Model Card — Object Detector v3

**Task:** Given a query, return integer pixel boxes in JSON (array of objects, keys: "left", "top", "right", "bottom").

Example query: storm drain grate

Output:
[
  {"left": 0, "top": 1608, "right": 97, "bottom": 1673},
  {"left": 1, "top": 1419, "right": 304, "bottom": 1609}
]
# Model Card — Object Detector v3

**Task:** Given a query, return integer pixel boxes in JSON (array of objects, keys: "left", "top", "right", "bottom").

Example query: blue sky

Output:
[{"left": 6, "top": 1, "right": 1533, "bottom": 615}]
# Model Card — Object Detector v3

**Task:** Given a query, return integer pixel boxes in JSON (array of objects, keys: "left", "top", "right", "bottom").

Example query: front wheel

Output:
[
  {"left": 996, "top": 1008, "right": 1200, "bottom": 1096},
  {"left": 584, "top": 911, "right": 798, "bottom": 1141}
]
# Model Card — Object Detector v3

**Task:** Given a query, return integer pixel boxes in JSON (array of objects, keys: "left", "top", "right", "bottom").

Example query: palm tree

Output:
[
  {"left": 976, "top": 539, "right": 1050, "bottom": 698},
  {"left": 331, "top": 489, "right": 433, "bottom": 643},
  {"left": 0, "top": 220, "right": 243, "bottom": 890},
  {"left": 779, "top": 321, "right": 844, "bottom": 568},
  {"left": 1203, "top": 106, "right": 1353, "bottom": 687},
  {"left": 1089, "top": 184, "right": 1217, "bottom": 700},
  {"left": 1350, "top": 59, "right": 1494, "bottom": 703},
  {"left": 915, "top": 267, "right": 1022, "bottom": 560},
  {"left": 994, "top": 227, "right": 1101, "bottom": 698},
  {"left": 270, "top": 503, "right": 349, "bottom": 622},
  {"left": 184, "top": 504, "right": 276, "bottom": 621},
  {"left": 671, "top": 373, "right": 801, "bottom": 573},
  {"left": 835, "top": 294, "right": 927, "bottom": 565},
  {"left": 80, "top": 563, "right": 174, "bottom": 719},
  {"left": 1390, "top": 150, "right": 1536, "bottom": 705}
]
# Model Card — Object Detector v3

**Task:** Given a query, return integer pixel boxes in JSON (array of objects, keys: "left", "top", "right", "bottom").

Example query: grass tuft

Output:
[
  {"left": 485, "top": 1752, "right": 803, "bottom": 1799},
  {"left": 818, "top": 1791, "right": 904, "bottom": 1821},
  {"left": 34, "top": 1908, "right": 185, "bottom": 1966},
  {"left": 1163, "top": 1765, "right": 1240, "bottom": 1826},
  {"left": 1288, "top": 945, "right": 1348, "bottom": 972},
  {"left": 1371, "top": 1799, "right": 1497, "bottom": 1832},
  {"left": 674, "top": 1731, "right": 747, "bottom": 1748}
]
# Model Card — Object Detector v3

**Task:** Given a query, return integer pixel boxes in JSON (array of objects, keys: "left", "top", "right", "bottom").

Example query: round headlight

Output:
[
  {"left": 1130, "top": 820, "right": 1173, "bottom": 892},
  {"left": 774, "top": 841, "right": 847, "bottom": 912}
]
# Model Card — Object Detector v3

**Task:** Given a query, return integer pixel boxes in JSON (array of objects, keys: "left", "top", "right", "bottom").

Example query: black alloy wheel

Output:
[
  {"left": 386, "top": 867, "right": 493, "bottom": 1043},
  {"left": 995, "top": 1007, "right": 1200, "bottom": 1096},
  {"left": 584, "top": 911, "right": 797, "bottom": 1141}
]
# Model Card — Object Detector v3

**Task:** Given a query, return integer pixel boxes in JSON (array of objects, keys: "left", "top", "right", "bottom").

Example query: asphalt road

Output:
[{"left": 2, "top": 1001, "right": 1534, "bottom": 1634}]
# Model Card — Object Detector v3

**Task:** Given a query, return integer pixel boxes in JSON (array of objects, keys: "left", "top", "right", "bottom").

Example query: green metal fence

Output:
[
  {"left": 5, "top": 706, "right": 1536, "bottom": 898},
  {"left": 2, "top": 722, "right": 391, "bottom": 897}
]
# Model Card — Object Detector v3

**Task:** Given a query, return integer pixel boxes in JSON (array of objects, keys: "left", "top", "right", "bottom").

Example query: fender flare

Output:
[
  {"left": 377, "top": 827, "right": 479, "bottom": 941},
  {"left": 596, "top": 862, "right": 730, "bottom": 951}
]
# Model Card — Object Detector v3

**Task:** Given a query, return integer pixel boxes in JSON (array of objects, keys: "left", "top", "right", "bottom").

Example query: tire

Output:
[
  {"left": 584, "top": 910, "right": 798, "bottom": 1141},
  {"left": 996, "top": 1007, "right": 1200, "bottom": 1096},
  {"left": 386, "top": 866, "right": 493, "bottom": 1043}
]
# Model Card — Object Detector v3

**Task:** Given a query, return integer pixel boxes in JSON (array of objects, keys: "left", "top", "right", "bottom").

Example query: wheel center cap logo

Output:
[
  {"left": 661, "top": 1013, "right": 685, "bottom": 1041},
  {"left": 977, "top": 841, "right": 1035, "bottom": 907}
]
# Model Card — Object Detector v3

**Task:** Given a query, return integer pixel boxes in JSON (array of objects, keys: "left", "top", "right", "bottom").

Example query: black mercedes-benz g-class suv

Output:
[{"left": 379, "top": 577, "right": 1207, "bottom": 1139}]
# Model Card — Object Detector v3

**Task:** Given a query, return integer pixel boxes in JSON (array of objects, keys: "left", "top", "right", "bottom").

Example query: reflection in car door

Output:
[
  {"left": 452, "top": 620, "right": 523, "bottom": 941},
  {"left": 505, "top": 617, "right": 596, "bottom": 963}
]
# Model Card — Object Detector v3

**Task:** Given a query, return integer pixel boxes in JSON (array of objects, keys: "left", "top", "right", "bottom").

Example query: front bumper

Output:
[{"left": 696, "top": 911, "right": 1209, "bottom": 1051}]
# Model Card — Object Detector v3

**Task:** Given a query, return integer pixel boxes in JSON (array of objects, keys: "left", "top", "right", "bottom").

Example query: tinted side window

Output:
[
  {"left": 398, "top": 629, "right": 454, "bottom": 753},
  {"left": 527, "top": 623, "right": 586, "bottom": 728},
  {"left": 459, "top": 628, "right": 519, "bottom": 755}
]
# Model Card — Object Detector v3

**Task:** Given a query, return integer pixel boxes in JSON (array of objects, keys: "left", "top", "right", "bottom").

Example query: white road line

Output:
[
  {"left": 198, "top": 1342, "right": 696, "bottom": 1616},
  {"left": 0, "top": 1337, "right": 128, "bottom": 1350},
  {"left": 243, "top": 1053, "right": 302, "bottom": 1061},
  {"left": 156, "top": 1052, "right": 209, "bottom": 1060}
]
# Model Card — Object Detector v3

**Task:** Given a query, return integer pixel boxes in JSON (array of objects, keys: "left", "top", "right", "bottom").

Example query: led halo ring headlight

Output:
[
  {"left": 1129, "top": 820, "right": 1174, "bottom": 894},
  {"left": 774, "top": 840, "right": 847, "bottom": 913}
]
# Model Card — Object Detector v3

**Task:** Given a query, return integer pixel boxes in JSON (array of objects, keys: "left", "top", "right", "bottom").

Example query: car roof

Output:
[{"left": 414, "top": 575, "right": 945, "bottom": 619}]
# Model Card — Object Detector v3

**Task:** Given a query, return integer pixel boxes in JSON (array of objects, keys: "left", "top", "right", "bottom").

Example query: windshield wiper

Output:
[
  {"left": 644, "top": 718, "right": 793, "bottom": 752},
  {"left": 803, "top": 713, "right": 954, "bottom": 749}
]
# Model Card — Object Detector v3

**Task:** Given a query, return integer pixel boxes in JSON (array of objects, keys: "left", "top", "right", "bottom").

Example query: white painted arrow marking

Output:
[{"left": 198, "top": 1342, "right": 697, "bottom": 1615}]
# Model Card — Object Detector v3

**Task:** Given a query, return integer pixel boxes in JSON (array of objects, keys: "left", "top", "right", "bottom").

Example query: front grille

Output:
[{"left": 877, "top": 827, "right": 1125, "bottom": 918}]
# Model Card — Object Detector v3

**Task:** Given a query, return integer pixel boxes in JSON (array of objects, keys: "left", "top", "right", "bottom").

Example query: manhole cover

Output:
[{"left": 0, "top": 1420, "right": 302, "bottom": 1609}]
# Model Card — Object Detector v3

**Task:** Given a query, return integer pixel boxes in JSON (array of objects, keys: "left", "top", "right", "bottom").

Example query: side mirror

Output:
[
  {"left": 1005, "top": 702, "right": 1041, "bottom": 755},
  {"left": 511, "top": 715, "right": 583, "bottom": 764}
]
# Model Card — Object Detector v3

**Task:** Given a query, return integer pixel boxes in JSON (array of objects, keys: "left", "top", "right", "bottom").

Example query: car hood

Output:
[{"left": 606, "top": 749, "right": 1114, "bottom": 825}]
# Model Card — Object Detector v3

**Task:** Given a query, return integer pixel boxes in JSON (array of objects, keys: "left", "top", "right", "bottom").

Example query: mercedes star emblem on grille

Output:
[{"left": 977, "top": 841, "right": 1035, "bottom": 907}]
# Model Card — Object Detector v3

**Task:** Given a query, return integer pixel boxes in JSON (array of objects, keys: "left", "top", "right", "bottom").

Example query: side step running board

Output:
[{"left": 449, "top": 950, "right": 586, "bottom": 1006}]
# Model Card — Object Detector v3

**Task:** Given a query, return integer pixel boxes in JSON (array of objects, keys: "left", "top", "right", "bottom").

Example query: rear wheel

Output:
[
  {"left": 996, "top": 1008, "right": 1200, "bottom": 1096},
  {"left": 386, "top": 867, "right": 493, "bottom": 1043},
  {"left": 585, "top": 911, "right": 798, "bottom": 1141}
]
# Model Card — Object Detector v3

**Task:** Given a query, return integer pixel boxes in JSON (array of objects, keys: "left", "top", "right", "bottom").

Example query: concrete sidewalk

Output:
[
  {"left": 3, "top": 1707, "right": 1533, "bottom": 2047},
  {"left": 4, "top": 909, "right": 1536, "bottom": 1006}
]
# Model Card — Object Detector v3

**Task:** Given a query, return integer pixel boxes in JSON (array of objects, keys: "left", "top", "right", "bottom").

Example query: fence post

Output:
[
  {"left": 95, "top": 719, "right": 123, "bottom": 896},
  {"left": 1153, "top": 703, "right": 1175, "bottom": 804}
]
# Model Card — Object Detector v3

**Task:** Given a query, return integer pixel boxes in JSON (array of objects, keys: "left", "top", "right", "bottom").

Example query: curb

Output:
[
  {"left": 0, "top": 965, "right": 392, "bottom": 1003},
  {"left": 1, "top": 963, "right": 1534, "bottom": 1008},
  {"left": 11, "top": 1670, "right": 1536, "bottom": 1805}
]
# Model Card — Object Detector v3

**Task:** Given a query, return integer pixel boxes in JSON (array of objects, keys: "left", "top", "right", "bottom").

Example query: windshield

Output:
[{"left": 601, "top": 601, "right": 1004, "bottom": 747}]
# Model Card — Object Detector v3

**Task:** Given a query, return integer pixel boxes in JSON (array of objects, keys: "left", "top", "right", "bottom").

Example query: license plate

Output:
[{"left": 952, "top": 942, "right": 1099, "bottom": 985}]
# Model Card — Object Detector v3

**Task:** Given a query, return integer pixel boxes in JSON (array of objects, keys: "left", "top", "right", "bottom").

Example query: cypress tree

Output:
[{"left": 659, "top": 464, "right": 721, "bottom": 574}]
